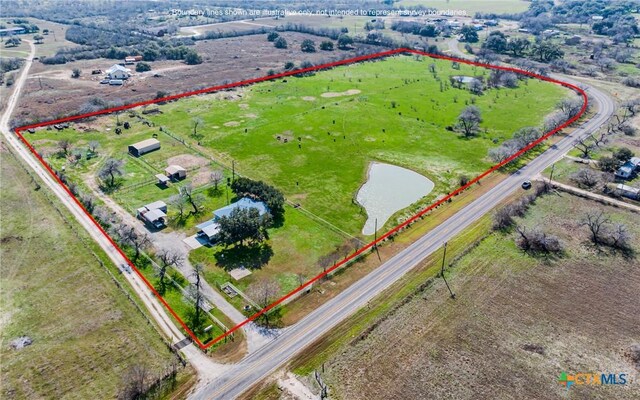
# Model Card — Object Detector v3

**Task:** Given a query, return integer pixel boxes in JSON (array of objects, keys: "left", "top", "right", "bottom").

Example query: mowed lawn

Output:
[
  {"left": 145, "top": 55, "right": 570, "bottom": 234},
  {"left": 321, "top": 194, "right": 640, "bottom": 399},
  {"left": 0, "top": 148, "right": 180, "bottom": 399}
]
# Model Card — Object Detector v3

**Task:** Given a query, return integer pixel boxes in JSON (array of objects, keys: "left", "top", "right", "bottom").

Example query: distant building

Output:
[
  {"left": 128, "top": 138, "right": 160, "bottom": 157},
  {"left": 0, "top": 27, "right": 26, "bottom": 36},
  {"left": 196, "top": 220, "right": 220, "bottom": 242},
  {"left": 155, "top": 173, "right": 170, "bottom": 186},
  {"left": 136, "top": 201, "right": 168, "bottom": 228},
  {"left": 616, "top": 184, "right": 640, "bottom": 200},
  {"left": 565, "top": 35, "right": 582, "bottom": 45},
  {"left": 106, "top": 64, "right": 131, "bottom": 80},
  {"left": 592, "top": 15, "right": 604, "bottom": 21},
  {"left": 484, "top": 20, "right": 498, "bottom": 27},
  {"left": 124, "top": 55, "right": 143, "bottom": 64},
  {"left": 615, "top": 157, "right": 640, "bottom": 180},
  {"left": 165, "top": 165, "right": 187, "bottom": 180}
]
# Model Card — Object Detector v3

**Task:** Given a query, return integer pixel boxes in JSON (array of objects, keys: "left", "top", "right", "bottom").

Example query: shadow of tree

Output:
[{"left": 214, "top": 243, "right": 274, "bottom": 271}]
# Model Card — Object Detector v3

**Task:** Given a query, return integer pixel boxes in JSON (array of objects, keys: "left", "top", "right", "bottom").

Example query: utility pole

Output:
[{"left": 440, "top": 242, "right": 455, "bottom": 299}]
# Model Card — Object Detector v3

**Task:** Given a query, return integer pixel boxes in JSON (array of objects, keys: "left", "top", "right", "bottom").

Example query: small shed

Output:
[
  {"left": 196, "top": 219, "right": 220, "bottom": 242},
  {"left": 128, "top": 138, "right": 160, "bottom": 157},
  {"left": 155, "top": 173, "right": 170, "bottom": 186},
  {"left": 165, "top": 165, "right": 187, "bottom": 180},
  {"left": 136, "top": 200, "right": 168, "bottom": 229}
]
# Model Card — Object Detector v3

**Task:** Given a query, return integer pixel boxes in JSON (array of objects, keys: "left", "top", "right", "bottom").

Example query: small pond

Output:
[
  {"left": 356, "top": 162, "right": 435, "bottom": 235},
  {"left": 451, "top": 75, "right": 477, "bottom": 83}
]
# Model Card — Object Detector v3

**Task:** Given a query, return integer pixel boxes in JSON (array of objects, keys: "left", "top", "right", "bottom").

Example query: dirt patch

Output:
[
  {"left": 224, "top": 121, "right": 241, "bottom": 127},
  {"left": 624, "top": 344, "right": 640, "bottom": 371},
  {"left": 274, "top": 130, "right": 294, "bottom": 143},
  {"left": 320, "top": 89, "right": 361, "bottom": 98},
  {"left": 244, "top": 113, "right": 258, "bottom": 119},
  {"left": 190, "top": 168, "right": 212, "bottom": 187},
  {"left": 239, "top": 103, "right": 250, "bottom": 109},
  {"left": 301, "top": 96, "right": 316, "bottom": 101},
  {"left": 166, "top": 154, "right": 209, "bottom": 169}
]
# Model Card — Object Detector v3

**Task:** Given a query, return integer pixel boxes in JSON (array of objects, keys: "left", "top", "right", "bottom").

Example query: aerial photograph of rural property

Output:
[{"left": 1, "top": 0, "right": 639, "bottom": 399}]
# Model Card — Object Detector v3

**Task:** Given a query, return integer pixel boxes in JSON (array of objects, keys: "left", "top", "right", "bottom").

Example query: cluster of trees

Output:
[
  {"left": 489, "top": 127, "right": 545, "bottom": 163},
  {"left": 390, "top": 21, "right": 438, "bottom": 37},
  {"left": 493, "top": 184, "right": 548, "bottom": 230},
  {"left": 0, "top": 57, "right": 23, "bottom": 86},
  {"left": 231, "top": 177, "right": 285, "bottom": 220},
  {"left": 4, "top": 37, "right": 21, "bottom": 47},
  {"left": 582, "top": 210, "right": 633, "bottom": 251},
  {"left": 482, "top": 31, "right": 563, "bottom": 62}
]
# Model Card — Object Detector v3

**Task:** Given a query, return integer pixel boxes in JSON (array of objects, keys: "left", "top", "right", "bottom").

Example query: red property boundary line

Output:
[{"left": 14, "top": 48, "right": 588, "bottom": 350}]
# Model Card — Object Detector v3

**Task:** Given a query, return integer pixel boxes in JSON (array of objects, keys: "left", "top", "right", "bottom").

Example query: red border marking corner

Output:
[{"left": 13, "top": 48, "right": 588, "bottom": 350}]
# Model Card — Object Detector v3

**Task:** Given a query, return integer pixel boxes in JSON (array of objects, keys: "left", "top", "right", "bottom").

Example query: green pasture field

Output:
[
  {"left": 396, "top": 0, "right": 531, "bottom": 15},
  {"left": 24, "top": 54, "right": 571, "bottom": 308}
]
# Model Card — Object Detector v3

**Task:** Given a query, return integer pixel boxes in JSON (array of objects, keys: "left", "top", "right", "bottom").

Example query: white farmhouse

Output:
[{"left": 106, "top": 64, "right": 131, "bottom": 80}]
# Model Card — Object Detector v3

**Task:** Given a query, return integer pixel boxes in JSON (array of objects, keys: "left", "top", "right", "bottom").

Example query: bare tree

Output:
[
  {"left": 57, "top": 139, "right": 72, "bottom": 156},
  {"left": 557, "top": 98, "right": 583, "bottom": 119},
  {"left": 88, "top": 140, "right": 100, "bottom": 153},
  {"left": 581, "top": 210, "right": 610, "bottom": 245},
  {"left": 115, "top": 224, "right": 151, "bottom": 262},
  {"left": 209, "top": 170, "right": 224, "bottom": 190},
  {"left": 570, "top": 168, "right": 600, "bottom": 189},
  {"left": 573, "top": 138, "right": 595, "bottom": 159},
  {"left": 246, "top": 278, "right": 281, "bottom": 327},
  {"left": 180, "top": 183, "right": 205, "bottom": 214},
  {"left": 117, "top": 364, "right": 150, "bottom": 400},
  {"left": 493, "top": 206, "right": 515, "bottom": 230},
  {"left": 168, "top": 194, "right": 187, "bottom": 220},
  {"left": 98, "top": 158, "right": 125, "bottom": 188},
  {"left": 192, "top": 117, "right": 204, "bottom": 138},
  {"left": 157, "top": 249, "right": 184, "bottom": 292},
  {"left": 188, "top": 263, "right": 205, "bottom": 330},
  {"left": 456, "top": 106, "right": 482, "bottom": 137}
]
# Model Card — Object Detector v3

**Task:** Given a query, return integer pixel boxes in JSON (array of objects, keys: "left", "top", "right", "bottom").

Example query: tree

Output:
[
  {"left": 210, "top": 170, "right": 224, "bottom": 190},
  {"left": 157, "top": 249, "right": 183, "bottom": 292},
  {"left": 319, "top": 40, "right": 334, "bottom": 51},
  {"left": 337, "top": 34, "right": 353, "bottom": 49},
  {"left": 530, "top": 41, "right": 564, "bottom": 62},
  {"left": 191, "top": 117, "right": 203, "bottom": 138},
  {"left": 598, "top": 156, "right": 619, "bottom": 172},
  {"left": 267, "top": 31, "right": 279, "bottom": 42},
  {"left": 117, "top": 364, "right": 150, "bottom": 400},
  {"left": 33, "top": 34, "right": 44, "bottom": 44},
  {"left": 506, "top": 37, "right": 530, "bottom": 57},
  {"left": 483, "top": 31, "right": 507, "bottom": 53},
  {"left": 4, "top": 37, "right": 21, "bottom": 47},
  {"left": 168, "top": 194, "right": 187, "bottom": 220},
  {"left": 88, "top": 140, "right": 100, "bottom": 154},
  {"left": 213, "top": 207, "right": 272, "bottom": 247},
  {"left": 246, "top": 278, "right": 280, "bottom": 326},
  {"left": 573, "top": 138, "right": 594, "bottom": 159},
  {"left": 571, "top": 168, "right": 600, "bottom": 189},
  {"left": 115, "top": 224, "right": 151, "bottom": 262},
  {"left": 499, "top": 72, "right": 519, "bottom": 88},
  {"left": 613, "top": 147, "right": 634, "bottom": 163},
  {"left": 71, "top": 68, "right": 81, "bottom": 78},
  {"left": 459, "top": 26, "right": 479, "bottom": 43},
  {"left": 596, "top": 57, "right": 616, "bottom": 72},
  {"left": 469, "top": 79, "right": 483, "bottom": 95},
  {"left": 456, "top": 106, "right": 482, "bottom": 137},
  {"left": 557, "top": 98, "right": 583, "bottom": 119},
  {"left": 493, "top": 206, "right": 515, "bottom": 230},
  {"left": 184, "top": 50, "right": 202, "bottom": 65},
  {"left": 231, "top": 177, "right": 285, "bottom": 220},
  {"left": 419, "top": 24, "right": 438, "bottom": 37},
  {"left": 300, "top": 39, "right": 316, "bottom": 53},
  {"left": 581, "top": 210, "right": 609, "bottom": 245},
  {"left": 98, "top": 158, "right": 125, "bottom": 187},
  {"left": 135, "top": 62, "right": 151, "bottom": 72},
  {"left": 274, "top": 37, "right": 288, "bottom": 49},
  {"left": 57, "top": 139, "right": 72, "bottom": 155},
  {"left": 188, "top": 263, "right": 205, "bottom": 331},
  {"left": 515, "top": 225, "right": 563, "bottom": 254},
  {"left": 179, "top": 183, "right": 205, "bottom": 214}
]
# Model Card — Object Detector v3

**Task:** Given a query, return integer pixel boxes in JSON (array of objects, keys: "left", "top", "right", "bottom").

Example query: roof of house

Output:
[
  {"left": 616, "top": 165, "right": 634, "bottom": 176},
  {"left": 196, "top": 219, "right": 216, "bottom": 230},
  {"left": 629, "top": 157, "right": 640, "bottom": 166},
  {"left": 617, "top": 184, "right": 640, "bottom": 193},
  {"left": 146, "top": 200, "right": 167, "bottom": 210},
  {"left": 213, "top": 198, "right": 268, "bottom": 219},
  {"left": 144, "top": 208, "right": 166, "bottom": 222},
  {"left": 0, "top": 27, "right": 26, "bottom": 33},
  {"left": 106, "top": 64, "right": 130, "bottom": 74},
  {"left": 201, "top": 223, "right": 220, "bottom": 237},
  {"left": 130, "top": 138, "right": 160, "bottom": 150},
  {"left": 165, "top": 165, "right": 186, "bottom": 175},
  {"left": 155, "top": 173, "right": 170, "bottom": 183}
]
